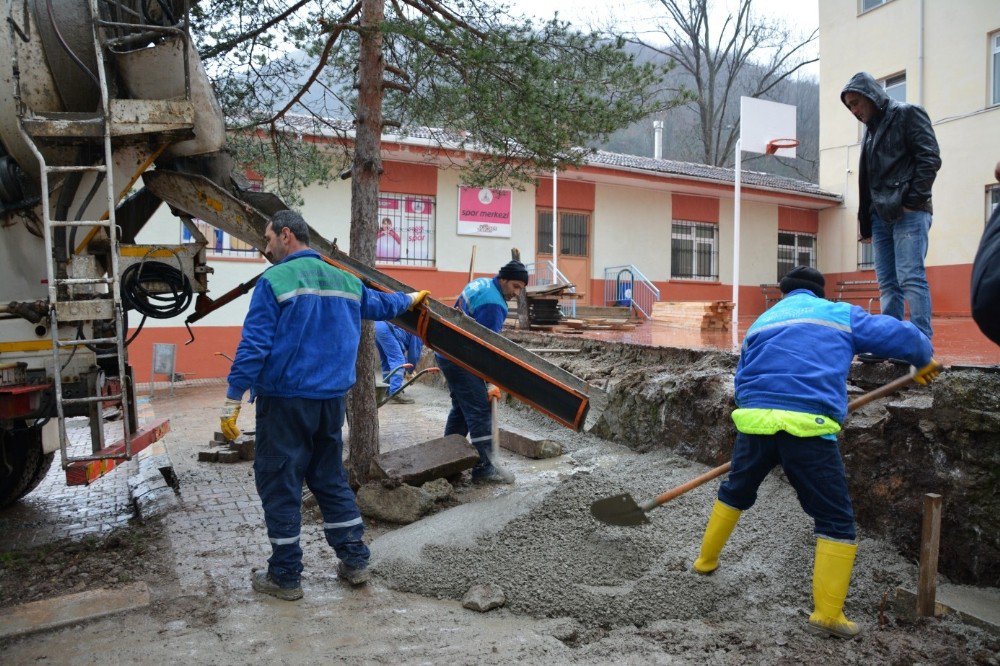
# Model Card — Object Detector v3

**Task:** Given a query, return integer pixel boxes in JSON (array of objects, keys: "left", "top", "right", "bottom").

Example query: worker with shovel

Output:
[
  {"left": 436, "top": 260, "right": 528, "bottom": 484},
  {"left": 691, "top": 266, "right": 940, "bottom": 638},
  {"left": 375, "top": 320, "right": 423, "bottom": 403}
]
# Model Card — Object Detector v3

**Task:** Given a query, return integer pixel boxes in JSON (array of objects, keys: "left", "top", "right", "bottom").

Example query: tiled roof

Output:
[
  {"left": 588, "top": 151, "right": 840, "bottom": 200},
  {"left": 271, "top": 114, "right": 841, "bottom": 201}
]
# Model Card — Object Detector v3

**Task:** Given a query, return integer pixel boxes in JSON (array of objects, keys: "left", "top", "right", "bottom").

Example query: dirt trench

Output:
[{"left": 507, "top": 332, "right": 1000, "bottom": 587}]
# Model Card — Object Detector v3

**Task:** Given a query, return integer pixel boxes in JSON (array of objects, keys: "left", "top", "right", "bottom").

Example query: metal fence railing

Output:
[
  {"left": 524, "top": 260, "right": 576, "bottom": 318},
  {"left": 603, "top": 264, "right": 660, "bottom": 319}
]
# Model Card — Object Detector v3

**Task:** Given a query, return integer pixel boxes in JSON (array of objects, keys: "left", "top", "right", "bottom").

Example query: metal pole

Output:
[
  {"left": 552, "top": 167, "right": 558, "bottom": 278},
  {"left": 732, "top": 138, "right": 742, "bottom": 350},
  {"left": 917, "top": 493, "right": 943, "bottom": 617}
]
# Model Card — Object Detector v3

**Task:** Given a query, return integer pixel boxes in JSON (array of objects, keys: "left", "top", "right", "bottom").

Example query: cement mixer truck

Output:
[{"left": 0, "top": 0, "right": 258, "bottom": 505}]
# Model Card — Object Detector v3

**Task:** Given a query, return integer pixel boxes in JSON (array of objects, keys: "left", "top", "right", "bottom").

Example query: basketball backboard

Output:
[{"left": 740, "top": 97, "right": 797, "bottom": 158}]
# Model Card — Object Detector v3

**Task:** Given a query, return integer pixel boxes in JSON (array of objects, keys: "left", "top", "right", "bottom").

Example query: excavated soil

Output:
[{"left": 2, "top": 336, "right": 999, "bottom": 664}]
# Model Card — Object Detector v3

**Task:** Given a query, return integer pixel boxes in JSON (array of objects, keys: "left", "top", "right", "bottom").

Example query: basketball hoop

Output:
[{"left": 765, "top": 138, "right": 799, "bottom": 155}]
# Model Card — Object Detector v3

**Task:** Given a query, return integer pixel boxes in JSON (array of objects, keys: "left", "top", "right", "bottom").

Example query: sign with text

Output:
[{"left": 457, "top": 186, "right": 512, "bottom": 238}]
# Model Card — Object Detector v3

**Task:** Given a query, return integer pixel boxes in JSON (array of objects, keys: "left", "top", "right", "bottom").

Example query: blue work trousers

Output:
[
  {"left": 871, "top": 209, "right": 933, "bottom": 338},
  {"left": 376, "top": 322, "right": 408, "bottom": 394},
  {"left": 435, "top": 355, "right": 496, "bottom": 477},
  {"left": 254, "top": 395, "right": 368, "bottom": 587},
  {"left": 718, "top": 431, "right": 856, "bottom": 541}
]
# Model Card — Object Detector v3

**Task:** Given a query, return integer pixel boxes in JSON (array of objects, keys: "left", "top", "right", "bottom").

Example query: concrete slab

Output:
[
  {"left": 369, "top": 485, "right": 556, "bottom": 568},
  {"left": 894, "top": 585, "right": 1000, "bottom": 636},
  {"left": 371, "top": 434, "right": 478, "bottom": 485},
  {"left": 0, "top": 582, "right": 151, "bottom": 640},
  {"left": 499, "top": 427, "right": 562, "bottom": 459}
]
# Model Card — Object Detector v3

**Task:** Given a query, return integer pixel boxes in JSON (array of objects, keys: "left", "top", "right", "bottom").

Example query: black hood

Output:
[{"left": 840, "top": 71, "right": 891, "bottom": 116}]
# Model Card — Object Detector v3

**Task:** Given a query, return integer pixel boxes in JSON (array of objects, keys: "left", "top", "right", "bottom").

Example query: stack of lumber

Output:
[
  {"left": 525, "top": 283, "right": 578, "bottom": 325},
  {"left": 651, "top": 301, "right": 734, "bottom": 330}
]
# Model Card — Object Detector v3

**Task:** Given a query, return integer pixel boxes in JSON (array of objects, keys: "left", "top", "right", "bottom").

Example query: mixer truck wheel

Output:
[{"left": 0, "top": 424, "right": 55, "bottom": 509}]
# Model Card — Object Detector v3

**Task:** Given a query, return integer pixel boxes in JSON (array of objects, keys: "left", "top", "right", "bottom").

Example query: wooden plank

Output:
[
  {"left": 917, "top": 493, "right": 943, "bottom": 617},
  {"left": 371, "top": 434, "right": 479, "bottom": 485},
  {"left": 0, "top": 583, "right": 151, "bottom": 640}
]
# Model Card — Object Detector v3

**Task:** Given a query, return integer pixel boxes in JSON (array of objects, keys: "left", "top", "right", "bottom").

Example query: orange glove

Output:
[
  {"left": 407, "top": 290, "right": 431, "bottom": 311},
  {"left": 487, "top": 385, "right": 501, "bottom": 402},
  {"left": 911, "top": 358, "right": 942, "bottom": 386}
]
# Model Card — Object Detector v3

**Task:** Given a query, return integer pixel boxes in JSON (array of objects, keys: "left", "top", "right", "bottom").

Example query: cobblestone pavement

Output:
[
  {"left": 0, "top": 377, "right": 463, "bottom": 588},
  {"left": 0, "top": 398, "right": 159, "bottom": 549}
]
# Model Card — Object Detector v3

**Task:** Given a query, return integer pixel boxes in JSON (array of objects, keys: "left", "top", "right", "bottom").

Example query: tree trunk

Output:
[{"left": 346, "top": 0, "right": 385, "bottom": 488}]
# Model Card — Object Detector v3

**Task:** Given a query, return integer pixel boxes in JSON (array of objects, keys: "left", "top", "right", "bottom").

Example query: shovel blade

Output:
[{"left": 590, "top": 493, "right": 651, "bottom": 527}]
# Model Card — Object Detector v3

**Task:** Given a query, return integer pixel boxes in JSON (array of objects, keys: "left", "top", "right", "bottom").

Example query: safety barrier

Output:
[{"left": 602, "top": 264, "right": 660, "bottom": 318}]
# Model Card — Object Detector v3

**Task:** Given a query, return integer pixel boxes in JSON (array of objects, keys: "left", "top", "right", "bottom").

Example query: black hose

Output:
[{"left": 120, "top": 261, "right": 193, "bottom": 345}]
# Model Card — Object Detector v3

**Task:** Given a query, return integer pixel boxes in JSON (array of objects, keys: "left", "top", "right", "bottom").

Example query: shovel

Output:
[
  {"left": 590, "top": 369, "right": 936, "bottom": 527},
  {"left": 487, "top": 389, "right": 516, "bottom": 483}
]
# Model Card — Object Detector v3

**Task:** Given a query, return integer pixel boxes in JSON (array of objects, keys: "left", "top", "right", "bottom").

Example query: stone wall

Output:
[{"left": 507, "top": 332, "right": 1000, "bottom": 586}]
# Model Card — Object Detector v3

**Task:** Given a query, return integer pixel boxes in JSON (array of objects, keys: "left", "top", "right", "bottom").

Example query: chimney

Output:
[{"left": 653, "top": 120, "right": 664, "bottom": 160}]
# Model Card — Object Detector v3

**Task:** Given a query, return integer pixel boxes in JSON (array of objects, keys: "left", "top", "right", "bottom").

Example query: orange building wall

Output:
[
  {"left": 672, "top": 194, "right": 720, "bottom": 223},
  {"left": 535, "top": 178, "right": 596, "bottom": 210},
  {"left": 778, "top": 207, "right": 819, "bottom": 233},
  {"left": 380, "top": 161, "right": 437, "bottom": 195}
]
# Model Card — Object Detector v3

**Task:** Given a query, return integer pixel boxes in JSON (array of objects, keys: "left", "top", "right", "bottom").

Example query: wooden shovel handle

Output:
[
  {"left": 645, "top": 369, "right": 929, "bottom": 510},
  {"left": 645, "top": 462, "right": 731, "bottom": 510}
]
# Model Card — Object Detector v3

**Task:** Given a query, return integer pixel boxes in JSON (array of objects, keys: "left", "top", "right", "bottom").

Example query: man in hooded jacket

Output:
[{"left": 841, "top": 72, "right": 941, "bottom": 341}]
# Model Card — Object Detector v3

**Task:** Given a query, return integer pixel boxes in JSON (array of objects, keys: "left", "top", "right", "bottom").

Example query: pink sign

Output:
[
  {"left": 457, "top": 186, "right": 512, "bottom": 238},
  {"left": 405, "top": 197, "right": 433, "bottom": 216}
]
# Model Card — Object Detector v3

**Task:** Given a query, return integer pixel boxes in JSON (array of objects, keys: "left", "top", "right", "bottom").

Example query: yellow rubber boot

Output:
[
  {"left": 808, "top": 537, "right": 861, "bottom": 638},
  {"left": 692, "top": 500, "right": 742, "bottom": 574}
]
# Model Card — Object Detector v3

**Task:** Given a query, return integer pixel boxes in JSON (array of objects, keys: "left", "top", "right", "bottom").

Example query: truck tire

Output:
[{"left": 0, "top": 424, "right": 56, "bottom": 509}]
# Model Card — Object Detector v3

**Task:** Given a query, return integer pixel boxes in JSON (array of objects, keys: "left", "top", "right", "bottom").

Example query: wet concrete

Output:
[
  {"left": 508, "top": 332, "right": 1000, "bottom": 587},
  {"left": 2, "top": 374, "right": 998, "bottom": 663}
]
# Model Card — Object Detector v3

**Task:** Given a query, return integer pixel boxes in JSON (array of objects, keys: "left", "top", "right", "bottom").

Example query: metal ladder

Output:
[{"left": 16, "top": 0, "right": 135, "bottom": 469}]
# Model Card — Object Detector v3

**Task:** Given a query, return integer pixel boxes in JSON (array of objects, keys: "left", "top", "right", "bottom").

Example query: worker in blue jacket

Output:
[
  {"left": 436, "top": 260, "right": 528, "bottom": 484},
  {"left": 220, "top": 210, "right": 429, "bottom": 601},
  {"left": 375, "top": 320, "right": 423, "bottom": 403},
  {"left": 691, "top": 266, "right": 940, "bottom": 638}
]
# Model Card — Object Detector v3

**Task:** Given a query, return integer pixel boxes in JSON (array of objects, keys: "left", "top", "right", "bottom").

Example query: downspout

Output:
[{"left": 917, "top": 0, "right": 925, "bottom": 105}]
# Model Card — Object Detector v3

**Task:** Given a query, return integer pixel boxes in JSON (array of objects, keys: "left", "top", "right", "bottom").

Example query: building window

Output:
[
  {"left": 988, "top": 184, "right": 1000, "bottom": 223},
  {"left": 536, "top": 210, "right": 591, "bottom": 256},
  {"left": 671, "top": 220, "right": 718, "bottom": 281},
  {"left": 859, "top": 0, "right": 890, "bottom": 13},
  {"left": 881, "top": 73, "right": 906, "bottom": 103},
  {"left": 991, "top": 32, "right": 1000, "bottom": 106},
  {"left": 375, "top": 193, "right": 436, "bottom": 267},
  {"left": 777, "top": 232, "right": 817, "bottom": 280},
  {"left": 181, "top": 219, "right": 258, "bottom": 257},
  {"left": 858, "top": 241, "right": 875, "bottom": 270}
]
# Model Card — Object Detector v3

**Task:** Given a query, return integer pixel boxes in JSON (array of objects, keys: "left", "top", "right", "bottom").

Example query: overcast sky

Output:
[{"left": 506, "top": 0, "right": 820, "bottom": 78}]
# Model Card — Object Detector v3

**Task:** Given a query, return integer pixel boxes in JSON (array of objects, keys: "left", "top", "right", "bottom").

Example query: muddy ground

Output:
[{"left": 1, "top": 339, "right": 998, "bottom": 664}]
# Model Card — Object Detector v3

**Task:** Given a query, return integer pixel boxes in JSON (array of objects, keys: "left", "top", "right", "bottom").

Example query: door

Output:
[{"left": 536, "top": 209, "right": 591, "bottom": 305}]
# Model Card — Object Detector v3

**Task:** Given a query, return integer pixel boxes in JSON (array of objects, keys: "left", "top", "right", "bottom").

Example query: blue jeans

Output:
[
  {"left": 254, "top": 395, "right": 368, "bottom": 587},
  {"left": 718, "top": 432, "right": 856, "bottom": 541},
  {"left": 871, "top": 210, "right": 933, "bottom": 338},
  {"left": 435, "top": 355, "right": 497, "bottom": 477}
]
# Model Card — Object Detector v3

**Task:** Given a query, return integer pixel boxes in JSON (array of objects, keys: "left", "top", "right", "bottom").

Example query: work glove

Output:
[
  {"left": 487, "top": 384, "right": 502, "bottom": 402},
  {"left": 220, "top": 397, "right": 242, "bottom": 441},
  {"left": 911, "top": 358, "right": 943, "bottom": 386},
  {"left": 407, "top": 290, "right": 431, "bottom": 311}
]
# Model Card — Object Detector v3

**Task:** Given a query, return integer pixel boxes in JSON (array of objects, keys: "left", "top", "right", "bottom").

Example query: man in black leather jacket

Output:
[{"left": 841, "top": 72, "right": 941, "bottom": 340}]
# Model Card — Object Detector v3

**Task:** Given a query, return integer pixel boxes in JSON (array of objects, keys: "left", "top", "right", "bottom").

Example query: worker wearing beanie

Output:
[
  {"left": 435, "top": 260, "right": 528, "bottom": 483},
  {"left": 691, "top": 266, "right": 941, "bottom": 638}
]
